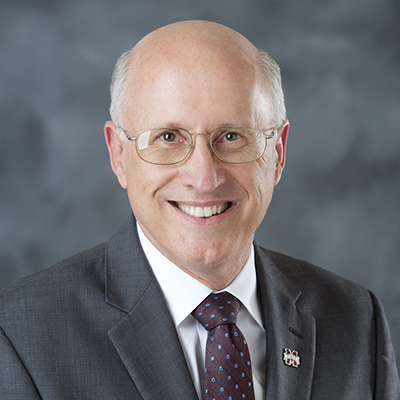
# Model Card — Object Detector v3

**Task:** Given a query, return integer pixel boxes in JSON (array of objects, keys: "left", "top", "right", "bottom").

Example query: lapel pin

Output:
[{"left": 283, "top": 348, "right": 300, "bottom": 368}]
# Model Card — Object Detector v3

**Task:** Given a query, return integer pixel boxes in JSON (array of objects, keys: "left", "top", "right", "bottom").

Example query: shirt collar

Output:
[{"left": 137, "top": 223, "right": 263, "bottom": 329}]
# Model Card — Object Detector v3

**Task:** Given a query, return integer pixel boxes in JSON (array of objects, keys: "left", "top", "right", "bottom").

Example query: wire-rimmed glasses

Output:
[{"left": 118, "top": 126, "right": 276, "bottom": 165}]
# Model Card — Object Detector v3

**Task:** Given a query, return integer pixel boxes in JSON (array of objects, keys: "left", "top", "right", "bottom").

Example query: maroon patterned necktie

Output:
[{"left": 192, "top": 292, "right": 255, "bottom": 400}]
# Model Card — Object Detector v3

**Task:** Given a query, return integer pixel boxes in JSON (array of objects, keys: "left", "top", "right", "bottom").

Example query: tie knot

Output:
[{"left": 192, "top": 292, "right": 240, "bottom": 331}]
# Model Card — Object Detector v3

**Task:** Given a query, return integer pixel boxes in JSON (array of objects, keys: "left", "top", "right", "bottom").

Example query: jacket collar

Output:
[
  {"left": 255, "top": 244, "right": 316, "bottom": 399},
  {"left": 105, "top": 214, "right": 154, "bottom": 312},
  {"left": 105, "top": 214, "right": 199, "bottom": 399}
]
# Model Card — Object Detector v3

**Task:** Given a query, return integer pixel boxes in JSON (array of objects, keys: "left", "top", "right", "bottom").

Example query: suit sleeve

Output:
[
  {"left": 370, "top": 291, "right": 400, "bottom": 399},
  {"left": 0, "top": 326, "right": 42, "bottom": 399}
]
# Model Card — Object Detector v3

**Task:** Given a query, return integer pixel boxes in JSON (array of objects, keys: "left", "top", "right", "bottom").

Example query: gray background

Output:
[{"left": 1, "top": 0, "right": 399, "bottom": 375}]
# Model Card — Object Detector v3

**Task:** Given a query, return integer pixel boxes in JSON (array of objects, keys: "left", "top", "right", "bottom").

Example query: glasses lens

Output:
[
  {"left": 136, "top": 129, "right": 192, "bottom": 165},
  {"left": 210, "top": 128, "right": 267, "bottom": 163}
]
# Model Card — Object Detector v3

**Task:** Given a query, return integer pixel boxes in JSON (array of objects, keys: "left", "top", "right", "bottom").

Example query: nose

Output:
[{"left": 179, "top": 134, "right": 226, "bottom": 194}]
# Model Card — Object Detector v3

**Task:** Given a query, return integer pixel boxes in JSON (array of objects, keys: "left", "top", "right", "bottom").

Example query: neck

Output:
[
  {"left": 136, "top": 221, "right": 253, "bottom": 290},
  {"left": 174, "top": 256, "right": 249, "bottom": 290}
]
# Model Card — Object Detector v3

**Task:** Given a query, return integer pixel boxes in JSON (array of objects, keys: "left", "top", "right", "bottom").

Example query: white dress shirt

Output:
[{"left": 137, "top": 224, "right": 266, "bottom": 400}]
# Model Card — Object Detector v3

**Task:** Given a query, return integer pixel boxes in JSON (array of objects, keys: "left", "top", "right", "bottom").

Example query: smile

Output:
[{"left": 176, "top": 202, "right": 231, "bottom": 218}]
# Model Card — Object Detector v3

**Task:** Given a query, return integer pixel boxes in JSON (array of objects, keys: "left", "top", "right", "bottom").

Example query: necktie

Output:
[{"left": 192, "top": 292, "right": 255, "bottom": 400}]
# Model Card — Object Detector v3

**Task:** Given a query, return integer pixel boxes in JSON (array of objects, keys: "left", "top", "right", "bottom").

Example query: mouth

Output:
[{"left": 173, "top": 202, "right": 232, "bottom": 218}]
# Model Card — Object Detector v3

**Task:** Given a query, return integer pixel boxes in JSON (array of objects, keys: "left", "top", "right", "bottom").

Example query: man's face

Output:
[{"left": 105, "top": 35, "right": 288, "bottom": 288}]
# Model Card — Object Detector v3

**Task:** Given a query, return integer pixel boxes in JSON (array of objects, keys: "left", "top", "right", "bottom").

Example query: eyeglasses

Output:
[{"left": 118, "top": 126, "right": 276, "bottom": 165}]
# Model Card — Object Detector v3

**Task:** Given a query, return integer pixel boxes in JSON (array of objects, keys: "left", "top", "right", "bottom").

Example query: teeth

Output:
[
  {"left": 178, "top": 203, "right": 229, "bottom": 218},
  {"left": 204, "top": 207, "right": 212, "bottom": 218},
  {"left": 195, "top": 207, "right": 204, "bottom": 218}
]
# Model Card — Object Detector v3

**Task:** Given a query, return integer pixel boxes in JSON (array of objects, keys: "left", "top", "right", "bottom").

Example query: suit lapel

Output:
[
  {"left": 255, "top": 245, "right": 316, "bottom": 400},
  {"left": 105, "top": 215, "right": 198, "bottom": 399},
  {"left": 104, "top": 216, "right": 316, "bottom": 399}
]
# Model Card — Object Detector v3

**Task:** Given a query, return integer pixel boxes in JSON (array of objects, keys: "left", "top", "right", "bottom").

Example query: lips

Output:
[{"left": 176, "top": 202, "right": 230, "bottom": 218}]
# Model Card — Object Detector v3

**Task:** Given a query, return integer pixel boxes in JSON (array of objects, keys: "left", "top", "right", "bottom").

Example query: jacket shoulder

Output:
[
  {"left": 255, "top": 245, "right": 373, "bottom": 313},
  {"left": 0, "top": 242, "right": 107, "bottom": 312}
]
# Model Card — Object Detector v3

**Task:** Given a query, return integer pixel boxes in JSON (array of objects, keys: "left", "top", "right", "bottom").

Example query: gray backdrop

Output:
[{"left": 1, "top": 0, "right": 399, "bottom": 374}]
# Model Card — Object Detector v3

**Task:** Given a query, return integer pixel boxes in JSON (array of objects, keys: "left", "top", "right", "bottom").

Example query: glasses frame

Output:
[{"left": 118, "top": 126, "right": 276, "bottom": 165}]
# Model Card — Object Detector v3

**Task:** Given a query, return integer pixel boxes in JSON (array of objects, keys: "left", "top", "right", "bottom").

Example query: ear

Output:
[
  {"left": 274, "top": 119, "right": 289, "bottom": 186},
  {"left": 104, "top": 120, "right": 128, "bottom": 189}
]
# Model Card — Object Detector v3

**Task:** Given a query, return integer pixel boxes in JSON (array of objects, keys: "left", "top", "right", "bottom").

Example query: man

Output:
[{"left": 0, "top": 21, "right": 399, "bottom": 399}]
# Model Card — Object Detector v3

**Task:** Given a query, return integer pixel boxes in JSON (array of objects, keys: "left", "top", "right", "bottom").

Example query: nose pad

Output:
[
  {"left": 180, "top": 133, "right": 225, "bottom": 193},
  {"left": 189, "top": 133, "right": 215, "bottom": 162},
  {"left": 183, "top": 133, "right": 214, "bottom": 162}
]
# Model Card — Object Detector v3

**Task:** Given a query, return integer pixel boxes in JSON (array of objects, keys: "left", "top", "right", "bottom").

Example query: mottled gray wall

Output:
[{"left": 1, "top": 0, "right": 399, "bottom": 373}]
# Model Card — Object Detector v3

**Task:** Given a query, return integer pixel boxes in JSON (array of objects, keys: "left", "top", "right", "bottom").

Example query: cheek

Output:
[
  {"left": 123, "top": 155, "right": 151, "bottom": 209},
  {"left": 124, "top": 156, "right": 175, "bottom": 208},
  {"left": 247, "top": 159, "right": 276, "bottom": 206}
]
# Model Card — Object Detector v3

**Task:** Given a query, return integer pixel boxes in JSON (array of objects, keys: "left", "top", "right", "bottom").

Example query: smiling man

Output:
[
  {"left": 0, "top": 21, "right": 399, "bottom": 400},
  {"left": 104, "top": 21, "right": 288, "bottom": 291}
]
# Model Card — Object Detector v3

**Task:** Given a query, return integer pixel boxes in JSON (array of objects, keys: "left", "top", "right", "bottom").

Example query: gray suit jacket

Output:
[{"left": 1, "top": 214, "right": 399, "bottom": 399}]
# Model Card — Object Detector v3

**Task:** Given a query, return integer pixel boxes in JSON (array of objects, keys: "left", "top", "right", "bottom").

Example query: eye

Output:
[
  {"left": 223, "top": 131, "right": 241, "bottom": 141},
  {"left": 150, "top": 129, "right": 190, "bottom": 149},
  {"left": 159, "top": 130, "right": 179, "bottom": 142},
  {"left": 214, "top": 130, "right": 245, "bottom": 145}
]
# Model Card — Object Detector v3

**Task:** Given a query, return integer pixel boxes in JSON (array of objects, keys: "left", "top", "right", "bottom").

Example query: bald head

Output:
[
  {"left": 109, "top": 21, "right": 286, "bottom": 129},
  {"left": 132, "top": 21, "right": 259, "bottom": 68}
]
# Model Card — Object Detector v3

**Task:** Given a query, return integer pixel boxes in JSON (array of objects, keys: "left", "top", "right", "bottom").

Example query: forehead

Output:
[{"left": 123, "top": 27, "right": 272, "bottom": 129}]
